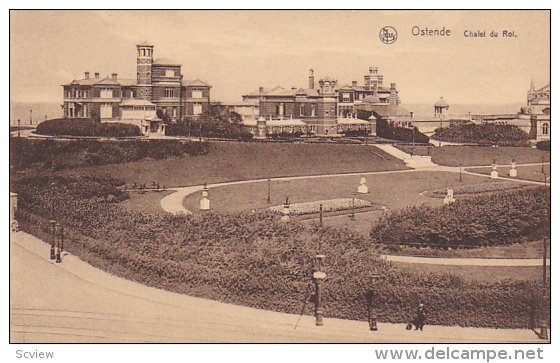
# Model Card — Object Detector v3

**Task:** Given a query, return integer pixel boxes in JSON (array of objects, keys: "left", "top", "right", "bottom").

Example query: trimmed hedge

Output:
[
  {"left": 377, "top": 119, "right": 429, "bottom": 143},
  {"left": 166, "top": 119, "right": 253, "bottom": 141},
  {"left": 536, "top": 140, "right": 550, "bottom": 151},
  {"left": 9, "top": 138, "right": 209, "bottom": 171},
  {"left": 12, "top": 174, "right": 548, "bottom": 329},
  {"left": 433, "top": 124, "right": 529, "bottom": 146},
  {"left": 371, "top": 188, "right": 550, "bottom": 249},
  {"left": 36, "top": 118, "right": 141, "bottom": 138}
]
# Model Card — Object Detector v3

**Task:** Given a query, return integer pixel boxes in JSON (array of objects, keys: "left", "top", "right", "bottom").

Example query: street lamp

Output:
[
  {"left": 266, "top": 179, "right": 271, "bottom": 204},
  {"left": 55, "top": 222, "right": 62, "bottom": 263},
  {"left": 540, "top": 236, "right": 549, "bottom": 340},
  {"left": 349, "top": 192, "right": 356, "bottom": 221},
  {"left": 17, "top": 119, "right": 21, "bottom": 138},
  {"left": 49, "top": 220, "right": 56, "bottom": 260},
  {"left": 459, "top": 163, "right": 463, "bottom": 182},
  {"left": 313, "top": 254, "right": 327, "bottom": 326},
  {"left": 319, "top": 203, "right": 323, "bottom": 228}
]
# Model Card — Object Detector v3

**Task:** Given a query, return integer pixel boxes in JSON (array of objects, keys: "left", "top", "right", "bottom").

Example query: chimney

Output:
[
  {"left": 391, "top": 82, "right": 396, "bottom": 89},
  {"left": 95, "top": 72, "right": 100, "bottom": 79},
  {"left": 259, "top": 86, "right": 264, "bottom": 94},
  {"left": 410, "top": 112, "right": 414, "bottom": 118},
  {"left": 309, "top": 68, "right": 315, "bottom": 89},
  {"left": 112, "top": 73, "right": 118, "bottom": 80},
  {"left": 352, "top": 80, "right": 357, "bottom": 87},
  {"left": 84, "top": 72, "right": 90, "bottom": 79}
]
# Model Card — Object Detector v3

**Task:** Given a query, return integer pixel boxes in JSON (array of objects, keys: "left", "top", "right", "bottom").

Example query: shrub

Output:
[
  {"left": 341, "top": 129, "right": 369, "bottom": 137},
  {"left": 371, "top": 188, "right": 550, "bottom": 249},
  {"left": 536, "top": 140, "right": 550, "bottom": 151},
  {"left": 9, "top": 138, "right": 209, "bottom": 171},
  {"left": 36, "top": 118, "right": 141, "bottom": 138},
  {"left": 433, "top": 124, "right": 529, "bottom": 146},
  {"left": 166, "top": 119, "right": 253, "bottom": 141},
  {"left": 376, "top": 119, "right": 429, "bottom": 143},
  {"left": 12, "top": 174, "right": 548, "bottom": 329}
]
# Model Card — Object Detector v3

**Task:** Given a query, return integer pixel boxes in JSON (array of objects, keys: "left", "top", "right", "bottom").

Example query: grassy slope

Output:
[
  {"left": 68, "top": 142, "right": 407, "bottom": 187},
  {"left": 396, "top": 145, "right": 550, "bottom": 166}
]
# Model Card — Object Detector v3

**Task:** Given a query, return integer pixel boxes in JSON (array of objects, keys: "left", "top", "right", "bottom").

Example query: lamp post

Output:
[
  {"left": 266, "top": 179, "right": 271, "bottom": 204},
  {"left": 459, "top": 163, "right": 463, "bottom": 182},
  {"left": 540, "top": 236, "right": 549, "bottom": 340},
  {"left": 439, "top": 121, "right": 442, "bottom": 147},
  {"left": 29, "top": 109, "right": 33, "bottom": 125},
  {"left": 17, "top": 119, "right": 21, "bottom": 138},
  {"left": 319, "top": 203, "right": 323, "bottom": 228},
  {"left": 55, "top": 222, "right": 62, "bottom": 263},
  {"left": 50, "top": 220, "right": 56, "bottom": 260},
  {"left": 313, "top": 254, "right": 327, "bottom": 326},
  {"left": 350, "top": 193, "right": 356, "bottom": 221}
]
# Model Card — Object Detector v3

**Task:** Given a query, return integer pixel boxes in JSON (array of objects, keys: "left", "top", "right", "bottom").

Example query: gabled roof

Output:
[
  {"left": 153, "top": 58, "right": 181, "bottom": 66},
  {"left": 94, "top": 76, "right": 120, "bottom": 86},
  {"left": 185, "top": 79, "right": 210, "bottom": 87}
]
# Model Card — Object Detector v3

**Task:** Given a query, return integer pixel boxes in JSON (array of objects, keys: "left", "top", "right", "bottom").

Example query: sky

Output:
[{"left": 10, "top": 10, "right": 550, "bottom": 105}]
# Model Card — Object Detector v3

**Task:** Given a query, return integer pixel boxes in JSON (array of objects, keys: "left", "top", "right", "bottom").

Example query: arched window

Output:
[{"left": 542, "top": 123, "right": 549, "bottom": 135}]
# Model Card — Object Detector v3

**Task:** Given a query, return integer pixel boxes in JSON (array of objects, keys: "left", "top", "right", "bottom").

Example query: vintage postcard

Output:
[{"left": 9, "top": 10, "right": 550, "bottom": 347}]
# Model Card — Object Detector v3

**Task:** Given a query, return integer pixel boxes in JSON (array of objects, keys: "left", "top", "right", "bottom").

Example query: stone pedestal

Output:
[
  {"left": 490, "top": 170, "right": 499, "bottom": 179},
  {"left": 443, "top": 188, "right": 455, "bottom": 205},
  {"left": 509, "top": 160, "right": 517, "bottom": 178},
  {"left": 200, "top": 186, "right": 210, "bottom": 210},
  {"left": 281, "top": 203, "right": 291, "bottom": 222},
  {"left": 358, "top": 177, "right": 369, "bottom": 194}
]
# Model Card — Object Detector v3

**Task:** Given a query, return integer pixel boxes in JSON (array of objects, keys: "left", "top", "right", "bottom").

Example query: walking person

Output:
[{"left": 413, "top": 303, "right": 427, "bottom": 331}]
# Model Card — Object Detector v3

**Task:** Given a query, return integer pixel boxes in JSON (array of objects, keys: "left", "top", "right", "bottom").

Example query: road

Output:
[{"left": 10, "top": 231, "right": 543, "bottom": 343}]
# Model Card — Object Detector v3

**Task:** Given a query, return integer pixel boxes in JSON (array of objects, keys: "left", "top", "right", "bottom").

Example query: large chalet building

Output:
[
  {"left": 62, "top": 42, "right": 210, "bottom": 135},
  {"left": 237, "top": 66, "right": 404, "bottom": 136}
]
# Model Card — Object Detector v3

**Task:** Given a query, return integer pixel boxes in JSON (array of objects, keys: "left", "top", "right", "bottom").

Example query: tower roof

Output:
[
  {"left": 137, "top": 41, "right": 154, "bottom": 47},
  {"left": 434, "top": 97, "right": 449, "bottom": 108}
]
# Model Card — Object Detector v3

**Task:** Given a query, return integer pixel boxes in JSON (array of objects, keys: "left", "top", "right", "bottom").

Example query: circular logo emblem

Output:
[{"left": 379, "top": 26, "right": 398, "bottom": 44}]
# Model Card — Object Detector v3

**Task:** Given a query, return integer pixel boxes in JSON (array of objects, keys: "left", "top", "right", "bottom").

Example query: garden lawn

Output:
[
  {"left": 69, "top": 142, "right": 407, "bottom": 187},
  {"left": 395, "top": 145, "right": 549, "bottom": 167},
  {"left": 466, "top": 164, "right": 550, "bottom": 183},
  {"left": 119, "top": 190, "right": 175, "bottom": 213},
  {"left": 183, "top": 170, "right": 512, "bottom": 214}
]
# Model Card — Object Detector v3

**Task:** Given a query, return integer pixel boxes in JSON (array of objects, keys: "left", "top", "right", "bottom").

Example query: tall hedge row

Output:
[
  {"left": 433, "top": 124, "right": 529, "bottom": 146},
  {"left": 36, "top": 118, "right": 141, "bottom": 138},
  {"left": 9, "top": 138, "right": 209, "bottom": 171},
  {"left": 371, "top": 188, "right": 550, "bottom": 248}
]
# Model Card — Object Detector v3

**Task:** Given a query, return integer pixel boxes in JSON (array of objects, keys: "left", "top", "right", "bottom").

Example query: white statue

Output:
[
  {"left": 509, "top": 159, "right": 517, "bottom": 178},
  {"left": 443, "top": 188, "right": 456, "bottom": 205},
  {"left": 281, "top": 197, "right": 291, "bottom": 222},
  {"left": 490, "top": 161, "right": 499, "bottom": 179},
  {"left": 200, "top": 185, "right": 210, "bottom": 210},
  {"left": 358, "top": 177, "right": 369, "bottom": 194}
]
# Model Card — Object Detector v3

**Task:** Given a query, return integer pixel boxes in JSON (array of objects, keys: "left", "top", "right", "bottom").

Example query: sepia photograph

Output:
[{"left": 8, "top": 8, "right": 551, "bottom": 348}]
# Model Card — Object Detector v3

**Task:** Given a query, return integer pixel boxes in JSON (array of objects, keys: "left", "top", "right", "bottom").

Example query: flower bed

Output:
[
  {"left": 269, "top": 198, "right": 372, "bottom": 215},
  {"left": 425, "top": 182, "right": 533, "bottom": 198}
]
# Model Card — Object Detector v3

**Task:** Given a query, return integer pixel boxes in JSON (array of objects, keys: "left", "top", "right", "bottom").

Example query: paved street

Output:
[{"left": 10, "top": 231, "right": 543, "bottom": 343}]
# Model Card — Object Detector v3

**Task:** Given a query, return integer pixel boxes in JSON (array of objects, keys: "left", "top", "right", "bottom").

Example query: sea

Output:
[{"left": 9, "top": 101, "right": 526, "bottom": 126}]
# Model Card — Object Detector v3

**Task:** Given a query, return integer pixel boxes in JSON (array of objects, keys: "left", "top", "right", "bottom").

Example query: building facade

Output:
[
  {"left": 240, "top": 66, "right": 398, "bottom": 136},
  {"left": 62, "top": 42, "right": 211, "bottom": 129}
]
